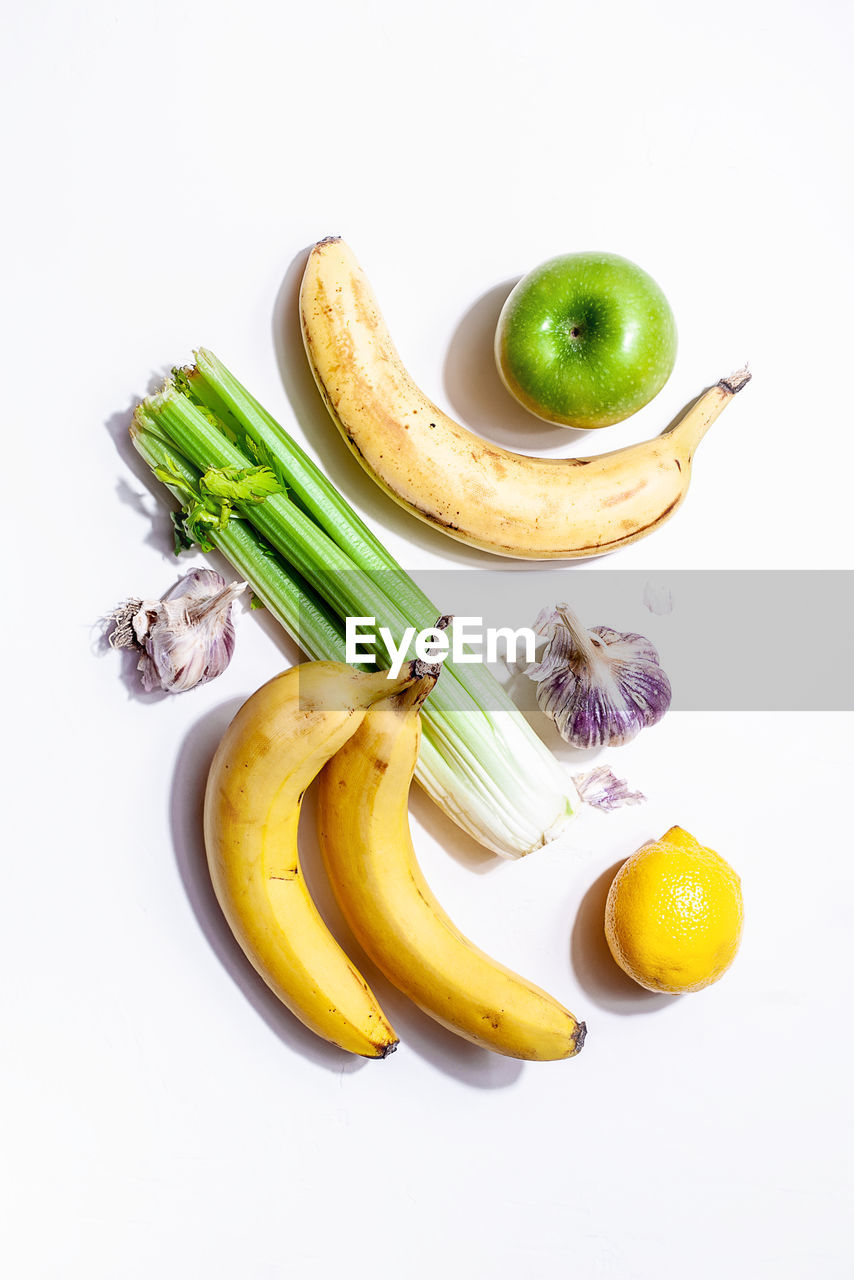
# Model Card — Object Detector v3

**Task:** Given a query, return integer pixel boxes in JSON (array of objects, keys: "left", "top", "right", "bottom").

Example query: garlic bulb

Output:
[
  {"left": 109, "top": 568, "right": 248, "bottom": 693},
  {"left": 528, "top": 604, "right": 671, "bottom": 748}
]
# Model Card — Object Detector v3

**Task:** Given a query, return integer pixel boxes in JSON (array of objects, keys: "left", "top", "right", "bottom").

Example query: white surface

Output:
[{"left": 3, "top": 2, "right": 853, "bottom": 1277}]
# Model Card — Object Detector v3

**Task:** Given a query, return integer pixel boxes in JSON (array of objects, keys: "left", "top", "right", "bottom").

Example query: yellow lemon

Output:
[{"left": 604, "top": 826, "right": 743, "bottom": 993}]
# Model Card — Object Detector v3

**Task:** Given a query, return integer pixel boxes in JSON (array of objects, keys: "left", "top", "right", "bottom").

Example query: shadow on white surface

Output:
[
  {"left": 363, "top": 976, "right": 526, "bottom": 1089},
  {"left": 407, "top": 784, "right": 498, "bottom": 875},
  {"left": 99, "top": 404, "right": 185, "bottom": 703},
  {"left": 571, "top": 861, "right": 680, "bottom": 1015},
  {"left": 442, "top": 278, "right": 590, "bottom": 451},
  {"left": 93, "top": 624, "right": 171, "bottom": 705},
  {"left": 106, "top": 400, "right": 177, "bottom": 559},
  {"left": 169, "top": 700, "right": 373, "bottom": 1075}
]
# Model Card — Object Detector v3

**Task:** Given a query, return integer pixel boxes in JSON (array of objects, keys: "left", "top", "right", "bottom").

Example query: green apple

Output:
[{"left": 494, "top": 252, "right": 677, "bottom": 429}]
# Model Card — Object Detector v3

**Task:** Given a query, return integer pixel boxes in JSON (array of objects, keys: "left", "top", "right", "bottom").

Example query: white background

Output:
[{"left": 3, "top": 2, "right": 853, "bottom": 1277}]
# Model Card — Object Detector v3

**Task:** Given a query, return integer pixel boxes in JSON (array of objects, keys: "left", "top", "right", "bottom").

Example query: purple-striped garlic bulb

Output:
[{"left": 528, "top": 604, "right": 671, "bottom": 748}]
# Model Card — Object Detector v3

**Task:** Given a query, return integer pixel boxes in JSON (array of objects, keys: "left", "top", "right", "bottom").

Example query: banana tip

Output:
[{"left": 571, "top": 1020, "right": 588, "bottom": 1055}]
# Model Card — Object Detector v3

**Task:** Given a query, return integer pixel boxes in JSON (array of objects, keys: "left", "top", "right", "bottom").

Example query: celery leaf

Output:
[{"left": 201, "top": 465, "right": 283, "bottom": 504}]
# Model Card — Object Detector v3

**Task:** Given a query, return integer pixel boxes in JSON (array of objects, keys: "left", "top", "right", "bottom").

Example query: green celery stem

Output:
[{"left": 131, "top": 360, "right": 579, "bottom": 857}]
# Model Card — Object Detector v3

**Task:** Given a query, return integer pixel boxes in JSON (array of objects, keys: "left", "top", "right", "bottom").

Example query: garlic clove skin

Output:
[
  {"left": 109, "top": 568, "right": 248, "bottom": 694},
  {"left": 528, "top": 604, "right": 671, "bottom": 749},
  {"left": 573, "top": 765, "right": 646, "bottom": 810}
]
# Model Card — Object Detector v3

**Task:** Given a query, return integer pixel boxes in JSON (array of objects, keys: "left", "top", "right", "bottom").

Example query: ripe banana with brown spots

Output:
[
  {"left": 299, "top": 236, "right": 751, "bottom": 560},
  {"left": 315, "top": 674, "right": 587, "bottom": 1061},
  {"left": 204, "top": 660, "right": 417, "bottom": 1058}
]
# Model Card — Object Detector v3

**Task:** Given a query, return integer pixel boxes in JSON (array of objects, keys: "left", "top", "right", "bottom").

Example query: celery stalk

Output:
[
  {"left": 131, "top": 419, "right": 345, "bottom": 662},
  {"left": 131, "top": 359, "right": 580, "bottom": 857},
  {"left": 186, "top": 349, "right": 558, "bottom": 733}
]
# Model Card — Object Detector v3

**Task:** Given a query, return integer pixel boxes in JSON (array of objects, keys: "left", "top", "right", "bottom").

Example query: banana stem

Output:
[
  {"left": 359, "top": 665, "right": 422, "bottom": 700},
  {"left": 718, "top": 367, "right": 752, "bottom": 395},
  {"left": 667, "top": 366, "right": 751, "bottom": 455},
  {"left": 391, "top": 672, "right": 439, "bottom": 715}
]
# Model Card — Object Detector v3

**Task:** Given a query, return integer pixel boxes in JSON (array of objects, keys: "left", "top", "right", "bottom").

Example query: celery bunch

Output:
[{"left": 131, "top": 350, "right": 579, "bottom": 857}]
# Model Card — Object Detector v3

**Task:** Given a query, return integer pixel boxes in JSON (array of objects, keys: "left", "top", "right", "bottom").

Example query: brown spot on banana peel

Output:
[
  {"left": 410, "top": 501, "right": 460, "bottom": 532},
  {"left": 602, "top": 479, "right": 648, "bottom": 507},
  {"left": 414, "top": 494, "right": 683, "bottom": 557}
]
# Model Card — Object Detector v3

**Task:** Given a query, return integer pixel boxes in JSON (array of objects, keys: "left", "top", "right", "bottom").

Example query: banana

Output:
[
  {"left": 315, "top": 675, "right": 587, "bottom": 1061},
  {"left": 203, "top": 660, "right": 417, "bottom": 1058},
  {"left": 300, "top": 236, "right": 751, "bottom": 560}
]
